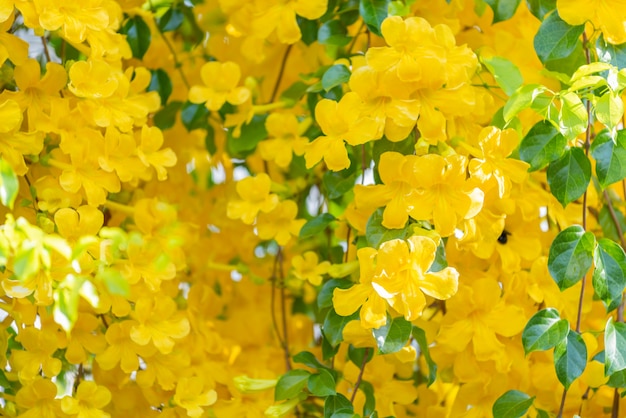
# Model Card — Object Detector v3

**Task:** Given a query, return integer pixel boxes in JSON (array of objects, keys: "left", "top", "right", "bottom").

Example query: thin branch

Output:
[
  {"left": 557, "top": 388, "right": 567, "bottom": 418},
  {"left": 603, "top": 190, "right": 626, "bottom": 248},
  {"left": 350, "top": 347, "right": 370, "bottom": 403},
  {"left": 277, "top": 247, "right": 292, "bottom": 371},
  {"left": 270, "top": 252, "right": 286, "bottom": 351},
  {"left": 270, "top": 45, "right": 292, "bottom": 103},
  {"left": 346, "top": 21, "right": 366, "bottom": 55},
  {"left": 41, "top": 36, "right": 52, "bottom": 63}
]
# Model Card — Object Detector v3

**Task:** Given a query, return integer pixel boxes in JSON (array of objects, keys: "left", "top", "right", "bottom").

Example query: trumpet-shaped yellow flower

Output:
[
  {"left": 305, "top": 92, "right": 378, "bottom": 171},
  {"left": 256, "top": 200, "right": 305, "bottom": 245},
  {"left": 557, "top": 0, "right": 626, "bottom": 45},
  {"left": 249, "top": 0, "right": 327, "bottom": 44},
  {"left": 65, "top": 314, "right": 107, "bottom": 364},
  {"left": 136, "top": 125, "right": 177, "bottom": 181},
  {"left": 173, "top": 376, "right": 217, "bottom": 417},
  {"left": 291, "top": 251, "right": 330, "bottom": 286},
  {"left": 258, "top": 113, "right": 308, "bottom": 168},
  {"left": 372, "top": 236, "right": 459, "bottom": 321},
  {"left": 96, "top": 320, "right": 157, "bottom": 373},
  {"left": 227, "top": 173, "right": 279, "bottom": 224},
  {"left": 68, "top": 59, "right": 119, "bottom": 99},
  {"left": 15, "top": 378, "right": 63, "bottom": 418},
  {"left": 130, "top": 295, "right": 190, "bottom": 354},
  {"left": 61, "top": 381, "right": 111, "bottom": 418},
  {"left": 468, "top": 127, "right": 529, "bottom": 198},
  {"left": 37, "top": 0, "right": 110, "bottom": 43},
  {"left": 10, "top": 327, "right": 63, "bottom": 381},
  {"left": 410, "top": 154, "right": 484, "bottom": 237},
  {"left": 189, "top": 61, "right": 250, "bottom": 111},
  {"left": 0, "top": 98, "right": 43, "bottom": 175},
  {"left": 354, "top": 152, "right": 419, "bottom": 229}
]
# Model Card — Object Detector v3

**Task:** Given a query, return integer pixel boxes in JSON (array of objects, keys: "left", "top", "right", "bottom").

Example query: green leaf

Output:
[
  {"left": 324, "top": 394, "right": 354, "bottom": 418},
  {"left": 297, "top": 16, "right": 319, "bottom": 46},
  {"left": 275, "top": 369, "right": 311, "bottom": 401},
  {"left": 492, "top": 390, "right": 535, "bottom": 418},
  {"left": 99, "top": 267, "right": 130, "bottom": 297},
  {"left": 548, "top": 225, "right": 595, "bottom": 290},
  {"left": 348, "top": 345, "right": 374, "bottom": 367},
  {"left": 318, "top": 20, "right": 351, "bottom": 46},
  {"left": 227, "top": 115, "right": 268, "bottom": 158},
  {"left": 181, "top": 101, "right": 209, "bottom": 131},
  {"left": 595, "top": 92, "right": 624, "bottom": 130},
  {"left": 605, "top": 317, "right": 626, "bottom": 376},
  {"left": 307, "top": 368, "right": 336, "bottom": 397},
  {"left": 481, "top": 55, "right": 524, "bottom": 96},
  {"left": 121, "top": 16, "right": 151, "bottom": 60},
  {"left": 318, "top": 278, "right": 353, "bottom": 309},
  {"left": 546, "top": 147, "right": 591, "bottom": 207},
  {"left": 293, "top": 351, "right": 327, "bottom": 370},
  {"left": 323, "top": 168, "right": 357, "bottom": 199},
  {"left": 591, "top": 130, "right": 626, "bottom": 189},
  {"left": 593, "top": 238, "right": 626, "bottom": 311},
  {"left": 522, "top": 308, "right": 570, "bottom": 354},
  {"left": 525, "top": 0, "right": 556, "bottom": 21},
  {"left": 359, "top": 381, "right": 376, "bottom": 416},
  {"left": 372, "top": 315, "right": 412, "bottom": 354},
  {"left": 596, "top": 34, "right": 626, "bottom": 70},
  {"left": 484, "top": 0, "right": 521, "bottom": 23},
  {"left": 365, "top": 208, "right": 407, "bottom": 248},
  {"left": 148, "top": 69, "right": 173, "bottom": 104},
  {"left": 503, "top": 84, "right": 546, "bottom": 122},
  {"left": 412, "top": 326, "right": 437, "bottom": 386},
  {"left": 359, "top": 0, "right": 390, "bottom": 37},
  {"left": 322, "top": 65, "right": 351, "bottom": 91},
  {"left": 599, "top": 205, "right": 626, "bottom": 243},
  {"left": 323, "top": 308, "right": 359, "bottom": 347},
  {"left": 558, "top": 91, "right": 587, "bottom": 140},
  {"left": 154, "top": 101, "right": 182, "bottom": 130},
  {"left": 158, "top": 7, "right": 184, "bottom": 32},
  {"left": 13, "top": 246, "right": 39, "bottom": 280},
  {"left": 519, "top": 120, "right": 567, "bottom": 171},
  {"left": 554, "top": 330, "right": 587, "bottom": 389},
  {"left": 300, "top": 213, "right": 336, "bottom": 239},
  {"left": 0, "top": 157, "right": 19, "bottom": 209},
  {"left": 533, "top": 11, "right": 584, "bottom": 64}
]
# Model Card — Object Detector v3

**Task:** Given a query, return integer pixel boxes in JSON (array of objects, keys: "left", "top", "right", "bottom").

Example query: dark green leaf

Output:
[
  {"left": 121, "top": 16, "right": 151, "bottom": 60},
  {"left": 275, "top": 369, "right": 311, "bottom": 401},
  {"left": 324, "top": 394, "right": 354, "bottom": 418},
  {"left": 318, "top": 278, "right": 353, "bottom": 309},
  {"left": 554, "top": 330, "right": 587, "bottom": 389},
  {"left": 323, "top": 168, "right": 357, "bottom": 199},
  {"left": 148, "top": 69, "right": 173, "bottom": 104},
  {"left": 481, "top": 55, "right": 524, "bottom": 95},
  {"left": 293, "top": 351, "right": 327, "bottom": 370},
  {"left": 154, "top": 101, "right": 182, "bottom": 130},
  {"left": 591, "top": 130, "right": 626, "bottom": 189},
  {"left": 359, "top": 381, "right": 376, "bottom": 416},
  {"left": 599, "top": 205, "right": 626, "bottom": 243},
  {"left": 412, "top": 326, "right": 437, "bottom": 386},
  {"left": 318, "top": 20, "right": 351, "bottom": 46},
  {"left": 519, "top": 120, "right": 567, "bottom": 171},
  {"left": 492, "top": 390, "right": 535, "bottom": 418},
  {"left": 522, "top": 308, "right": 570, "bottom": 354},
  {"left": 536, "top": 409, "right": 551, "bottom": 418},
  {"left": 366, "top": 208, "right": 407, "bottom": 248},
  {"left": 533, "top": 11, "right": 584, "bottom": 64},
  {"left": 323, "top": 308, "right": 359, "bottom": 347},
  {"left": 348, "top": 345, "right": 374, "bottom": 367},
  {"left": 428, "top": 239, "right": 448, "bottom": 273},
  {"left": 180, "top": 101, "right": 209, "bottom": 131},
  {"left": 525, "top": 0, "right": 556, "bottom": 20},
  {"left": 484, "top": 0, "right": 521, "bottom": 23},
  {"left": 605, "top": 317, "right": 626, "bottom": 376},
  {"left": 158, "top": 7, "right": 185, "bottom": 32},
  {"left": 227, "top": 115, "right": 268, "bottom": 158},
  {"left": 372, "top": 315, "right": 412, "bottom": 354},
  {"left": 546, "top": 147, "right": 591, "bottom": 207},
  {"left": 322, "top": 65, "right": 351, "bottom": 91},
  {"left": 300, "top": 213, "right": 336, "bottom": 239},
  {"left": 594, "top": 238, "right": 626, "bottom": 311},
  {"left": 607, "top": 368, "right": 626, "bottom": 388},
  {"left": 0, "top": 157, "right": 19, "bottom": 209},
  {"left": 281, "top": 81, "right": 309, "bottom": 105},
  {"left": 359, "top": 0, "right": 390, "bottom": 37},
  {"left": 205, "top": 124, "right": 216, "bottom": 155},
  {"left": 596, "top": 34, "right": 626, "bottom": 70},
  {"left": 548, "top": 225, "right": 595, "bottom": 290},
  {"left": 297, "top": 16, "right": 319, "bottom": 46},
  {"left": 308, "top": 368, "right": 336, "bottom": 397}
]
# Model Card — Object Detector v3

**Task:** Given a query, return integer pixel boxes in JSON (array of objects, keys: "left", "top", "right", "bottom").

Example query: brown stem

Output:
[
  {"left": 603, "top": 190, "right": 626, "bottom": 248},
  {"left": 41, "top": 36, "right": 52, "bottom": 63},
  {"left": 557, "top": 387, "right": 567, "bottom": 418},
  {"left": 350, "top": 347, "right": 370, "bottom": 403},
  {"left": 612, "top": 388, "right": 620, "bottom": 418},
  {"left": 346, "top": 20, "right": 366, "bottom": 54},
  {"left": 270, "top": 253, "right": 286, "bottom": 350},
  {"left": 277, "top": 247, "right": 292, "bottom": 371},
  {"left": 270, "top": 45, "right": 292, "bottom": 103},
  {"left": 73, "top": 363, "right": 84, "bottom": 394},
  {"left": 344, "top": 227, "right": 351, "bottom": 263}
]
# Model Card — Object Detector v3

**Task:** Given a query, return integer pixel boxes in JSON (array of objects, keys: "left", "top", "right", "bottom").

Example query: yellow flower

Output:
[
  {"left": 96, "top": 320, "right": 157, "bottom": 373},
  {"left": 291, "top": 251, "right": 330, "bottom": 286},
  {"left": 15, "top": 378, "right": 62, "bottom": 418},
  {"left": 557, "top": 0, "right": 626, "bottom": 44},
  {"left": 37, "top": 0, "right": 110, "bottom": 43},
  {"left": 372, "top": 236, "right": 459, "bottom": 321},
  {"left": 61, "top": 381, "right": 111, "bottom": 418},
  {"left": 249, "top": 0, "right": 327, "bottom": 44},
  {"left": 54, "top": 206, "right": 104, "bottom": 242},
  {"left": 173, "top": 376, "right": 217, "bottom": 417},
  {"left": 410, "top": 154, "right": 484, "bottom": 237},
  {"left": 65, "top": 314, "right": 107, "bottom": 364},
  {"left": 354, "top": 152, "right": 419, "bottom": 229},
  {"left": 136, "top": 125, "right": 177, "bottom": 181},
  {"left": 10, "top": 327, "right": 63, "bottom": 381},
  {"left": 227, "top": 173, "right": 279, "bottom": 224},
  {"left": 333, "top": 247, "right": 388, "bottom": 329},
  {"left": 256, "top": 200, "right": 305, "bottom": 246},
  {"left": 305, "top": 92, "right": 378, "bottom": 171},
  {"left": 130, "top": 295, "right": 190, "bottom": 354},
  {"left": 468, "top": 126, "right": 529, "bottom": 198},
  {"left": 258, "top": 113, "right": 309, "bottom": 168},
  {"left": 0, "top": 98, "right": 44, "bottom": 176},
  {"left": 68, "top": 59, "right": 119, "bottom": 99},
  {"left": 189, "top": 61, "right": 250, "bottom": 111}
]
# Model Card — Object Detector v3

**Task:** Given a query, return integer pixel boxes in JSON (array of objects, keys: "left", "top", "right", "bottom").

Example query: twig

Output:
[
  {"left": 270, "top": 45, "right": 292, "bottom": 103},
  {"left": 350, "top": 347, "right": 370, "bottom": 403}
]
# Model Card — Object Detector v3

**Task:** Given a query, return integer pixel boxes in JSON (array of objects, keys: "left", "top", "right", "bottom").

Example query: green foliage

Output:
[
  {"left": 481, "top": 55, "right": 524, "bottom": 95},
  {"left": 0, "top": 158, "right": 18, "bottom": 209},
  {"left": 533, "top": 11, "right": 584, "bottom": 64},
  {"left": 322, "top": 65, "right": 351, "bottom": 91},
  {"left": 522, "top": 308, "right": 570, "bottom": 354},
  {"left": 591, "top": 130, "right": 626, "bottom": 189},
  {"left": 365, "top": 208, "right": 408, "bottom": 247},
  {"left": 300, "top": 214, "right": 337, "bottom": 238},
  {"left": 412, "top": 326, "right": 437, "bottom": 386},
  {"left": 323, "top": 308, "right": 359, "bottom": 347},
  {"left": 121, "top": 16, "right": 152, "bottom": 60},
  {"left": 604, "top": 318, "right": 626, "bottom": 376},
  {"left": 359, "top": 0, "right": 390, "bottom": 37},
  {"left": 593, "top": 239, "right": 626, "bottom": 311},
  {"left": 525, "top": 0, "right": 556, "bottom": 21},
  {"left": 519, "top": 120, "right": 567, "bottom": 171},
  {"left": 308, "top": 369, "right": 337, "bottom": 397},
  {"left": 546, "top": 147, "right": 591, "bottom": 207},
  {"left": 372, "top": 315, "right": 412, "bottom": 354},
  {"left": 275, "top": 369, "right": 311, "bottom": 401},
  {"left": 484, "top": 0, "right": 521, "bottom": 23},
  {"left": 492, "top": 390, "right": 535, "bottom": 418},
  {"left": 554, "top": 331, "right": 587, "bottom": 389},
  {"left": 148, "top": 69, "right": 173, "bottom": 104},
  {"left": 548, "top": 225, "right": 596, "bottom": 290}
]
